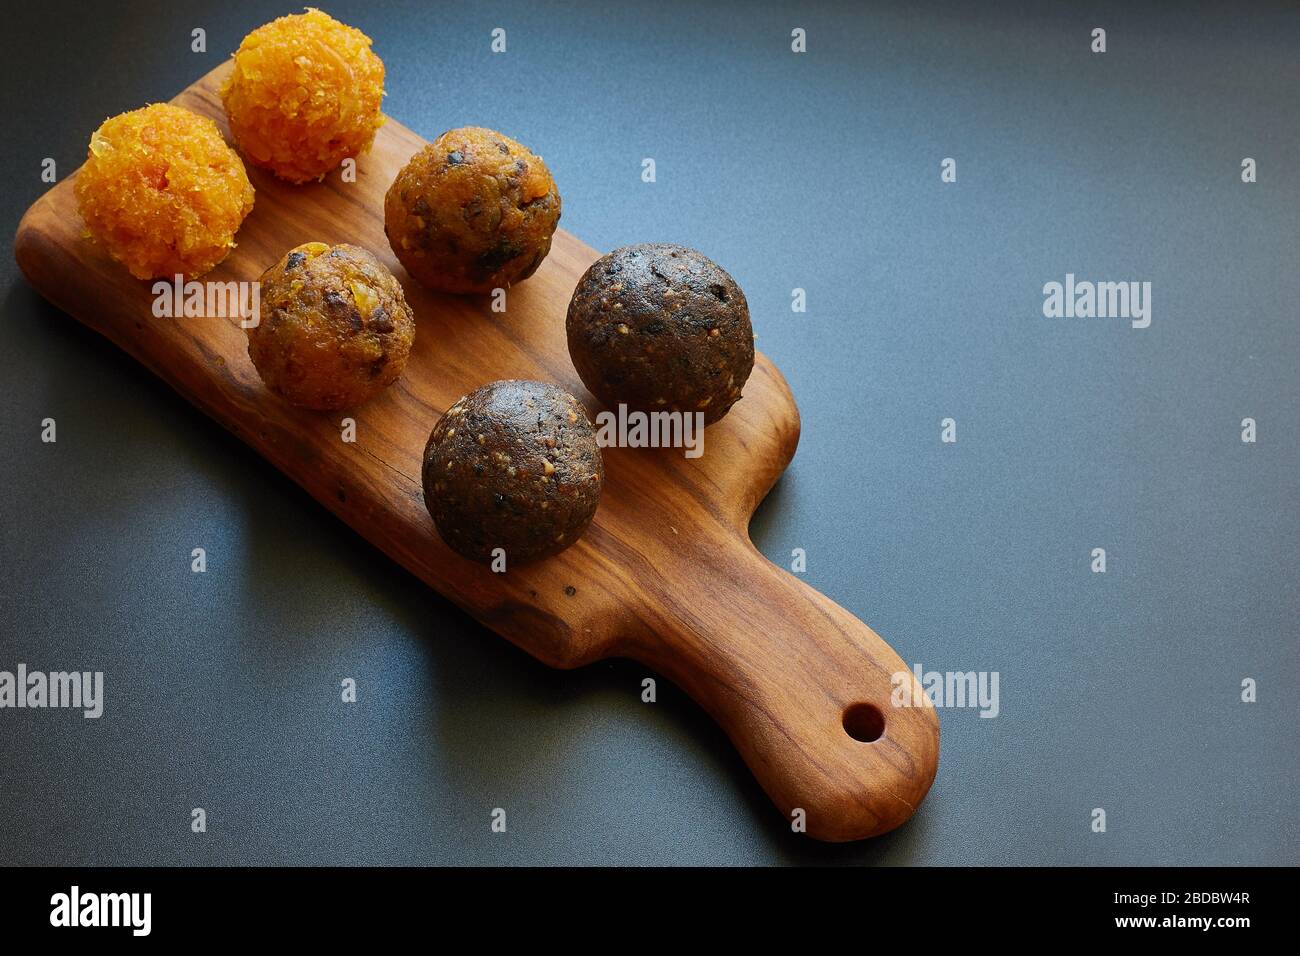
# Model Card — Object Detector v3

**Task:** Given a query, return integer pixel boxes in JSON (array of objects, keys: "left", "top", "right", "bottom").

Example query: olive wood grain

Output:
[{"left": 14, "top": 63, "right": 938, "bottom": 841}]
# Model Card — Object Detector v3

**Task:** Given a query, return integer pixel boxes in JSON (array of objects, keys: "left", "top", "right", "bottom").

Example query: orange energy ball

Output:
[
  {"left": 384, "top": 127, "right": 561, "bottom": 294},
  {"left": 221, "top": 8, "right": 386, "bottom": 184},
  {"left": 74, "top": 103, "right": 254, "bottom": 280},
  {"left": 247, "top": 242, "right": 415, "bottom": 411}
]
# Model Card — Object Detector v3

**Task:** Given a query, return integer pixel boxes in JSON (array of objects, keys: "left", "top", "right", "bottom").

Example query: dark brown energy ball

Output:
[
  {"left": 566, "top": 243, "right": 754, "bottom": 425},
  {"left": 247, "top": 242, "right": 416, "bottom": 411},
  {"left": 384, "top": 127, "right": 561, "bottom": 294},
  {"left": 422, "top": 380, "right": 604, "bottom": 565}
]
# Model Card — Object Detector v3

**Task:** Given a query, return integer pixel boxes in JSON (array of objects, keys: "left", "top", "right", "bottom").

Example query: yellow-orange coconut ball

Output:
[
  {"left": 221, "top": 8, "right": 386, "bottom": 184},
  {"left": 384, "top": 127, "right": 561, "bottom": 294},
  {"left": 74, "top": 104, "right": 254, "bottom": 280},
  {"left": 247, "top": 242, "right": 415, "bottom": 411}
]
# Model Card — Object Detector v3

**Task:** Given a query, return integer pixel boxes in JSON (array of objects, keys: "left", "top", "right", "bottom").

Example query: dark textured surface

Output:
[
  {"left": 1, "top": 0, "right": 1296, "bottom": 865},
  {"left": 567, "top": 243, "right": 754, "bottom": 425},
  {"left": 421, "top": 380, "right": 604, "bottom": 565}
]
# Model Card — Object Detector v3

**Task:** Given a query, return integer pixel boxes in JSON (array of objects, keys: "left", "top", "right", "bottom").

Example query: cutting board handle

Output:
[{"left": 623, "top": 541, "right": 940, "bottom": 841}]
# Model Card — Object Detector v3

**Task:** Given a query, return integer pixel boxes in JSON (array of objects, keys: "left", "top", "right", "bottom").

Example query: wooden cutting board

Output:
[{"left": 14, "top": 62, "right": 938, "bottom": 842}]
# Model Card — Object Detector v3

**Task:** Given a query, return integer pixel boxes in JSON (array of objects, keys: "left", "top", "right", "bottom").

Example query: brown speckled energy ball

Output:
[
  {"left": 384, "top": 127, "right": 561, "bottom": 294},
  {"left": 566, "top": 244, "right": 754, "bottom": 426},
  {"left": 422, "top": 380, "right": 604, "bottom": 564},
  {"left": 247, "top": 242, "right": 415, "bottom": 410}
]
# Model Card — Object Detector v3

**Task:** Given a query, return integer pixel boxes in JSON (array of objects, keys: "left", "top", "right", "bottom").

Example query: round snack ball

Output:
[
  {"left": 74, "top": 103, "right": 254, "bottom": 280},
  {"left": 221, "top": 8, "right": 385, "bottom": 184},
  {"left": 422, "top": 381, "right": 604, "bottom": 565},
  {"left": 384, "top": 127, "right": 561, "bottom": 294},
  {"left": 247, "top": 242, "right": 415, "bottom": 411},
  {"left": 566, "top": 243, "right": 754, "bottom": 425}
]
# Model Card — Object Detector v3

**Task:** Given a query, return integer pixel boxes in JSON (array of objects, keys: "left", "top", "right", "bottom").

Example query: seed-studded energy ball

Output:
[
  {"left": 384, "top": 127, "right": 561, "bottom": 294},
  {"left": 74, "top": 103, "right": 254, "bottom": 280},
  {"left": 247, "top": 242, "right": 415, "bottom": 411},
  {"left": 221, "top": 8, "right": 386, "bottom": 184},
  {"left": 422, "top": 381, "right": 604, "bottom": 564},
  {"left": 566, "top": 244, "right": 754, "bottom": 425}
]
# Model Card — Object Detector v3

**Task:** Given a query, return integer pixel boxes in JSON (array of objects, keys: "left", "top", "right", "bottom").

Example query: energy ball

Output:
[
  {"left": 74, "top": 103, "right": 254, "bottom": 280},
  {"left": 221, "top": 8, "right": 386, "bottom": 184},
  {"left": 422, "top": 380, "right": 603, "bottom": 564},
  {"left": 247, "top": 242, "right": 415, "bottom": 411},
  {"left": 566, "top": 243, "right": 754, "bottom": 425},
  {"left": 384, "top": 127, "right": 561, "bottom": 294}
]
